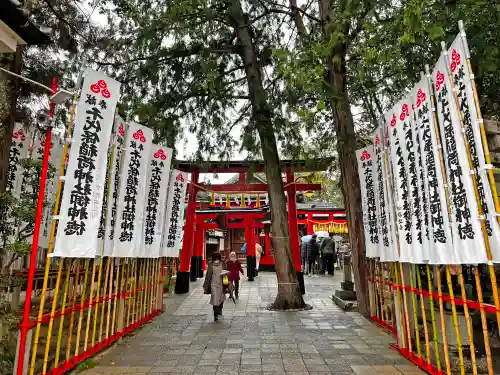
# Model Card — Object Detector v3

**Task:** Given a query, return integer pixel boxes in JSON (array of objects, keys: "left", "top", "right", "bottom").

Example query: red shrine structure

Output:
[{"left": 172, "top": 159, "right": 347, "bottom": 295}]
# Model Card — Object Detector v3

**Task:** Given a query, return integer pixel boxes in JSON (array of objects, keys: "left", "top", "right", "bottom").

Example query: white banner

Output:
[
  {"left": 433, "top": 54, "right": 487, "bottom": 264},
  {"left": 413, "top": 77, "right": 456, "bottom": 264},
  {"left": 7, "top": 123, "right": 31, "bottom": 197},
  {"left": 387, "top": 100, "right": 418, "bottom": 263},
  {"left": 373, "top": 127, "right": 398, "bottom": 261},
  {"left": 448, "top": 34, "right": 500, "bottom": 262},
  {"left": 112, "top": 122, "right": 153, "bottom": 258},
  {"left": 38, "top": 134, "right": 64, "bottom": 249},
  {"left": 53, "top": 69, "right": 121, "bottom": 258},
  {"left": 162, "top": 170, "right": 188, "bottom": 258},
  {"left": 356, "top": 146, "right": 379, "bottom": 259},
  {"left": 138, "top": 146, "right": 173, "bottom": 258},
  {"left": 102, "top": 118, "right": 127, "bottom": 256}
]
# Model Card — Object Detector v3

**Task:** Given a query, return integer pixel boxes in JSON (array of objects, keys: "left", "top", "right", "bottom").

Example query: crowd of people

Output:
[{"left": 300, "top": 232, "right": 350, "bottom": 277}]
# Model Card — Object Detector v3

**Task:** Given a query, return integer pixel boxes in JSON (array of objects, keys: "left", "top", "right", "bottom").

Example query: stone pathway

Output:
[{"left": 81, "top": 271, "right": 425, "bottom": 375}]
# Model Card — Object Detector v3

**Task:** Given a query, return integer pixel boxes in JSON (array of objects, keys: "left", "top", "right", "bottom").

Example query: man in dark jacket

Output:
[
  {"left": 305, "top": 234, "right": 319, "bottom": 276},
  {"left": 320, "top": 232, "right": 336, "bottom": 276}
]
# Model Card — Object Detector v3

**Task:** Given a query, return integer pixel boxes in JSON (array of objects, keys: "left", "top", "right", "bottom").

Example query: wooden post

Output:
[{"left": 246, "top": 217, "right": 256, "bottom": 281}]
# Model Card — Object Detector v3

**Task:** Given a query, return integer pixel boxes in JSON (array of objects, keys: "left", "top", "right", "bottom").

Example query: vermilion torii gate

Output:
[{"left": 173, "top": 159, "right": 331, "bottom": 295}]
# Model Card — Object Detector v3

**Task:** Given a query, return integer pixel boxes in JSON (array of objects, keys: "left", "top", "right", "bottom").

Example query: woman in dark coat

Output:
[{"left": 203, "top": 252, "right": 230, "bottom": 321}]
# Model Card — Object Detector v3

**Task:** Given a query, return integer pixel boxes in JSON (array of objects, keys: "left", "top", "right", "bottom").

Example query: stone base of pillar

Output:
[
  {"left": 246, "top": 255, "right": 256, "bottom": 281},
  {"left": 297, "top": 271, "right": 305, "bottom": 295},
  {"left": 197, "top": 257, "right": 204, "bottom": 278},
  {"left": 175, "top": 272, "right": 190, "bottom": 294}
]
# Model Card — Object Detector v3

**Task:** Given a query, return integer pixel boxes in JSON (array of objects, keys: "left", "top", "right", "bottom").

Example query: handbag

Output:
[{"left": 334, "top": 263, "right": 338, "bottom": 269}]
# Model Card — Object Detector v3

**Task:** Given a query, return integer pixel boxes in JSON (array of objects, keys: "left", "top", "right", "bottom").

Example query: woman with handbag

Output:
[{"left": 203, "top": 252, "right": 232, "bottom": 321}]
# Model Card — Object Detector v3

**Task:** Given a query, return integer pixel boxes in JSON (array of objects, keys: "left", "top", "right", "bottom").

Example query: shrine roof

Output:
[
  {"left": 1, "top": 1, "right": 51, "bottom": 46},
  {"left": 172, "top": 158, "right": 334, "bottom": 173}
]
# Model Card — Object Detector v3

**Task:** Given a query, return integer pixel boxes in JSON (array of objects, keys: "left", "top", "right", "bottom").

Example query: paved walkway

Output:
[{"left": 82, "top": 272, "right": 425, "bottom": 375}]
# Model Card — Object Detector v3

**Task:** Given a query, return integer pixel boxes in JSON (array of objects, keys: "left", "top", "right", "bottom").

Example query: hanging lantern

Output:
[
  {"left": 210, "top": 191, "right": 215, "bottom": 206},
  {"left": 241, "top": 192, "right": 246, "bottom": 207},
  {"left": 226, "top": 194, "right": 230, "bottom": 208},
  {"left": 256, "top": 194, "right": 261, "bottom": 208}
]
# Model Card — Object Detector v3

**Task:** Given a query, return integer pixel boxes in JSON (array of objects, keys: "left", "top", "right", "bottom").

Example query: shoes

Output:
[{"left": 214, "top": 315, "right": 218, "bottom": 321}]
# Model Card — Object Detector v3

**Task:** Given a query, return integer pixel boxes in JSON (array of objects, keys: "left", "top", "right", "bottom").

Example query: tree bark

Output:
[
  {"left": 319, "top": 0, "right": 370, "bottom": 317},
  {"left": 230, "top": 0, "right": 306, "bottom": 309},
  {"left": 0, "top": 48, "right": 23, "bottom": 196}
]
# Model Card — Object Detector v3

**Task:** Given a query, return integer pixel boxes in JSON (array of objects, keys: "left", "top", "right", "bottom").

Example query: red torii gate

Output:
[{"left": 173, "top": 159, "right": 332, "bottom": 295}]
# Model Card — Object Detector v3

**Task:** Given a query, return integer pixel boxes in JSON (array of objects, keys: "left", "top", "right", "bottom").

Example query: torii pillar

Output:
[
  {"left": 175, "top": 169, "right": 199, "bottom": 294},
  {"left": 245, "top": 216, "right": 256, "bottom": 281},
  {"left": 286, "top": 169, "right": 305, "bottom": 294},
  {"left": 190, "top": 224, "right": 204, "bottom": 281}
]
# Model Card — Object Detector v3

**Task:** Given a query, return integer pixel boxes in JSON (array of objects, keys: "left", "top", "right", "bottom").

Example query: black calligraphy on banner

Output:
[
  {"left": 108, "top": 124, "right": 125, "bottom": 241},
  {"left": 97, "top": 147, "right": 112, "bottom": 240},
  {"left": 167, "top": 173, "right": 184, "bottom": 248},
  {"left": 417, "top": 96, "right": 446, "bottom": 243},
  {"left": 451, "top": 50, "right": 492, "bottom": 236},
  {"left": 375, "top": 136, "right": 390, "bottom": 247},
  {"left": 436, "top": 71, "right": 475, "bottom": 240},
  {"left": 145, "top": 149, "right": 167, "bottom": 245},
  {"left": 119, "top": 129, "right": 147, "bottom": 242},
  {"left": 392, "top": 113, "right": 412, "bottom": 244},
  {"left": 414, "top": 104, "right": 430, "bottom": 242},
  {"left": 402, "top": 104, "right": 422, "bottom": 244},
  {"left": 361, "top": 150, "right": 378, "bottom": 244},
  {"left": 7, "top": 129, "right": 26, "bottom": 192}
]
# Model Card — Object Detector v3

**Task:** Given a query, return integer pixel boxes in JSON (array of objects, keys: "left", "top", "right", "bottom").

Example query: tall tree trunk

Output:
[
  {"left": 0, "top": 48, "right": 23, "bottom": 196},
  {"left": 319, "top": 0, "right": 370, "bottom": 317},
  {"left": 230, "top": 0, "right": 306, "bottom": 309}
]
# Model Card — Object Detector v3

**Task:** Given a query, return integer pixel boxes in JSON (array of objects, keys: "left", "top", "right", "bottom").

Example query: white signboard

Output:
[
  {"left": 101, "top": 118, "right": 127, "bottom": 256},
  {"left": 433, "top": 54, "right": 487, "bottom": 264},
  {"left": 448, "top": 35, "right": 500, "bottom": 262},
  {"left": 112, "top": 122, "right": 153, "bottom": 258},
  {"left": 53, "top": 69, "right": 121, "bottom": 257},
  {"left": 7, "top": 123, "right": 31, "bottom": 196},
  {"left": 138, "top": 145, "right": 173, "bottom": 258},
  {"left": 162, "top": 170, "right": 188, "bottom": 257},
  {"left": 356, "top": 146, "right": 379, "bottom": 259}
]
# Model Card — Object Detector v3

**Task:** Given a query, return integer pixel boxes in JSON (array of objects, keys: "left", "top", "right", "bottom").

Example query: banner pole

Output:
[
  {"left": 65, "top": 259, "right": 80, "bottom": 362},
  {"left": 98, "top": 259, "right": 111, "bottom": 342},
  {"left": 54, "top": 260, "right": 72, "bottom": 368},
  {"left": 434, "top": 266, "right": 451, "bottom": 375},
  {"left": 407, "top": 265, "right": 422, "bottom": 362},
  {"left": 104, "top": 259, "right": 115, "bottom": 338},
  {"left": 29, "top": 70, "right": 83, "bottom": 375},
  {"left": 74, "top": 258, "right": 90, "bottom": 357},
  {"left": 458, "top": 20, "right": 500, "bottom": 337},
  {"left": 425, "top": 264, "right": 441, "bottom": 372},
  {"left": 415, "top": 266, "right": 431, "bottom": 370}
]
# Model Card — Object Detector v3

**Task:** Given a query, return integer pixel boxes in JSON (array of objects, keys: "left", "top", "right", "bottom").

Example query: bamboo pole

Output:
[
  {"left": 111, "top": 258, "right": 123, "bottom": 337},
  {"left": 54, "top": 260, "right": 72, "bottom": 369},
  {"left": 459, "top": 20, "right": 500, "bottom": 338},
  {"left": 473, "top": 266, "right": 494, "bottom": 375},
  {"left": 105, "top": 259, "right": 115, "bottom": 338},
  {"left": 435, "top": 266, "right": 452, "bottom": 375},
  {"left": 445, "top": 266, "right": 465, "bottom": 375},
  {"left": 131, "top": 259, "right": 139, "bottom": 324},
  {"left": 415, "top": 266, "right": 431, "bottom": 369},
  {"left": 91, "top": 257, "right": 105, "bottom": 347},
  {"left": 125, "top": 259, "right": 133, "bottom": 328},
  {"left": 98, "top": 259, "right": 111, "bottom": 343},
  {"left": 141, "top": 259, "right": 150, "bottom": 319},
  {"left": 392, "top": 263, "right": 406, "bottom": 349},
  {"left": 399, "top": 263, "right": 413, "bottom": 354},
  {"left": 408, "top": 265, "right": 422, "bottom": 359},
  {"left": 65, "top": 259, "right": 80, "bottom": 362},
  {"left": 426, "top": 264, "right": 442, "bottom": 372},
  {"left": 83, "top": 261, "right": 97, "bottom": 351},
  {"left": 126, "top": 259, "right": 135, "bottom": 327},
  {"left": 456, "top": 267, "right": 478, "bottom": 375},
  {"left": 28, "top": 69, "right": 83, "bottom": 375},
  {"left": 74, "top": 259, "right": 90, "bottom": 357},
  {"left": 42, "top": 259, "right": 65, "bottom": 374}
]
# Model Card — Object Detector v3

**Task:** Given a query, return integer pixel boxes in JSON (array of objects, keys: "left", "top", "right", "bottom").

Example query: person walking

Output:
[
  {"left": 203, "top": 252, "right": 228, "bottom": 321},
  {"left": 300, "top": 238, "right": 307, "bottom": 273},
  {"left": 255, "top": 242, "right": 263, "bottom": 276},
  {"left": 227, "top": 251, "right": 244, "bottom": 299},
  {"left": 305, "top": 234, "right": 319, "bottom": 276},
  {"left": 320, "top": 232, "right": 336, "bottom": 276}
]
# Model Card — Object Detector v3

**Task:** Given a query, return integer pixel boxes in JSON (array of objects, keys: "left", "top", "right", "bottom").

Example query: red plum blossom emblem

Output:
[
  {"left": 176, "top": 173, "right": 185, "bottom": 182},
  {"left": 400, "top": 104, "right": 409, "bottom": 121},
  {"left": 416, "top": 89, "right": 426, "bottom": 108},
  {"left": 435, "top": 71, "right": 445, "bottom": 92},
  {"left": 133, "top": 129, "right": 146, "bottom": 143},
  {"left": 154, "top": 148, "right": 167, "bottom": 160},
  {"left": 360, "top": 150, "right": 371, "bottom": 161},
  {"left": 90, "top": 79, "right": 111, "bottom": 98},
  {"left": 451, "top": 49, "right": 461, "bottom": 72}
]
